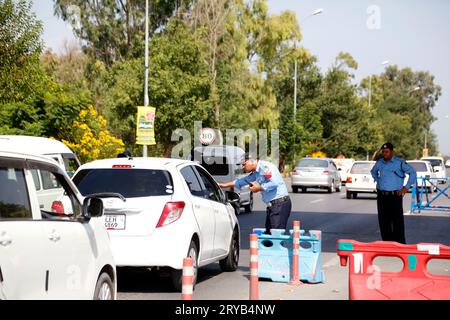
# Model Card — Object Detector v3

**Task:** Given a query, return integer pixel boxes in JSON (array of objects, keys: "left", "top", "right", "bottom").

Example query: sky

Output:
[{"left": 32, "top": 0, "right": 450, "bottom": 155}]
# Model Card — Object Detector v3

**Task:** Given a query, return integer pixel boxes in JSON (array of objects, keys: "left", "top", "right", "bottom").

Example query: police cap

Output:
[{"left": 381, "top": 142, "right": 394, "bottom": 150}]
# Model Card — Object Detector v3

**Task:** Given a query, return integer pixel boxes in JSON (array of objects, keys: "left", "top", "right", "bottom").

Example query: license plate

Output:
[{"left": 104, "top": 214, "right": 126, "bottom": 230}]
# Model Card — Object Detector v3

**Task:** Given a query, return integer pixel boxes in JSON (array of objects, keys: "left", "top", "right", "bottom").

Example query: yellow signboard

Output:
[{"left": 136, "top": 106, "right": 156, "bottom": 145}]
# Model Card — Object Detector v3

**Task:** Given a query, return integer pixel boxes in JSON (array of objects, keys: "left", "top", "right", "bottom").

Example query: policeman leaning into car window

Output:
[
  {"left": 218, "top": 153, "right": 291, "bottom": 234},
  {"left": 370, "top": 142, "right": 416, "bottom": 244}
]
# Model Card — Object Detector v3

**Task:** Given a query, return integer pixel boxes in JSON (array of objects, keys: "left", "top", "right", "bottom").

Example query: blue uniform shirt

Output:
[
  {"left": 370, "top": 156, "right": 417, "bottom": 191},
  {"left": 234, "top": 160, "right": 289, "bottom": 204}
]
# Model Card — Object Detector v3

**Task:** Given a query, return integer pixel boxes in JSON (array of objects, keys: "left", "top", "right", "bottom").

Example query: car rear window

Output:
[
  {"left": 422, "top": 159, "right": 443, "bottom": 168},
  {"left": 408, "top": 162, "right": 427, "bottom": 172},
  {"left": 296, "top": 159, "right": 328, "bottom": 168},
  {"left": 350, "top": 163, "right": 375, "bottom": 174},
  {"left": 73, "top": 169, "right": 173, "bottom": 198},
  {"left": 199, "top": 156, "right": 229, "bottom": 176}
]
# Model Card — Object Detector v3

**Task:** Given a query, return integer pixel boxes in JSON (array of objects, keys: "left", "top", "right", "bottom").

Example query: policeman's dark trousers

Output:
[
  {"left": 265, "top": 198, "right": 292, "bottom": 233},
  {"left": 376, "top": 192, "right": 406, "bottom": 244}
]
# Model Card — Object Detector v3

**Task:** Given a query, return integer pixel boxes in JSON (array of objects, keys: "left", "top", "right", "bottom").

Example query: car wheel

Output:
[
  {"left": 172, "top": 241, "right": 199, "bottom": 292},
  {"left": 336, "top": 181, "right": 342, "bottom": 192},
  {"left": 301, "top": 187, "right": 307, "bottom": 193},
  {"left": 292, "top": 186, "right": 299, "bottom": 193},
  {"left": 93, "top": 272, "right": 114, "bottom": 300},
  {"left": 346, "top": 191, "right": 352, "bottom": 199},
  {"left": 244, "top": 193, "right": 253, "bottom": 213},
  {"left": 328, "top": 182, "right": 335, "bottom": 193},
  {"left": 352, "top": 192, "right": 358, "bottom": 199},
  {"left": 219, "top": 230, "right": 240, "bottom": 272}
]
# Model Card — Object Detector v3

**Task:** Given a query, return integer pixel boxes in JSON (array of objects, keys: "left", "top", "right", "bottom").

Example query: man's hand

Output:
[
  {"left": 398, "top": 187, "right": 408, "bottom": 197},
  {"left": 249, "top": 182, "right": 263, "bottom": 193}
]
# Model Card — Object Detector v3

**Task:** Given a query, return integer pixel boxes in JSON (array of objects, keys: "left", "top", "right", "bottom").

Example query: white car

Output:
[
  {"left": 345, "top": 161, "right": 376, "bottom": 199},
  {"left": 332, "top": 158, "right": 355, "bottom": 185},
  {"left": 0, "top": 151, "right": 116, "bottom": 300},
  {"left": 421, "top": 156, "right": 447, "bottom": 183},
  {"left": 71, "top": 157, "right": 241, "bottom": 291},
  {"left": 406, "top": 160, "right": 436, "bottom": 193}
]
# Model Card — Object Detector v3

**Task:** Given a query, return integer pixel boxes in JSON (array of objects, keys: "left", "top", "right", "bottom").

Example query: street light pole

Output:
[
  {"left": 292, "top": 8, "right": 323, "bottom": 164},
  {"left": 143, "top": 0, "right": 150, "bottom": 157}
]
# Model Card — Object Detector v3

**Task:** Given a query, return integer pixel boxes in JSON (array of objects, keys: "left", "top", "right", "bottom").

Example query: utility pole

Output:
[{"left": 143, "top": 0, "right": 149, "bottom": 157}]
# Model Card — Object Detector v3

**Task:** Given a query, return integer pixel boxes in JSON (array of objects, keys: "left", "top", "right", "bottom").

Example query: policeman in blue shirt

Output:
[
  {"left": 218, "top": 153, "right": 291, "bottom": 234},
  {"left": 370, "top": 142, "right": 416, "bottom": 244}
]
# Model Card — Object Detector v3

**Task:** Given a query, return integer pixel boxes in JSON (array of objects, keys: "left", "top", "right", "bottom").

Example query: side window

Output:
[
  {"left": 35, "top": 169, "right": 82, "bottom": 220},
  {"left": 41, "top": 169, "right": 62, "bottom": 190},
  {"left": 195, "top": 167, "right": 223, "bottom": 203},
  {"left": 30, "top": 169, "right": 41, "bottom": 191},
  {"left": 0, "top": 167, "right": 32, "bottom": 219},
  {"left": 180, "top": 166, "right": 204, "bottom": 198}
]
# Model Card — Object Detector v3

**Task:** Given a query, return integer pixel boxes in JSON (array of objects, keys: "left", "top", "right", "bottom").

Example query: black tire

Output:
[
  {"left": 292, "top": 186, "right": 299, "bottom": 193},
  {"left": 244, "top": 193, "right": 253, "bottom": 213},
  {"left": 327, "top": 182, "right": 335, "bottom": 193},
  {"left": 93, "top": 272, "right": 114, "bottom": 300},
  {"left": 219, "top": 230, "right": 240, "bottom": 272},
  {"left": 346, "top": 191, "right": 352, "bottom": 199},
  {"left": 301, "top": 187, "right": 307, "bottom": 193},
  {"left": 352, "top": 192, "right": 358, "bottom": 199},
  {"left": 172, "top": 241, "right": 199, "bottom": 292}
]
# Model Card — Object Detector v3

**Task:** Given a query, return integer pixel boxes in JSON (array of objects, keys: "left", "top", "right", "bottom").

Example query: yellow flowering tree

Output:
[
  {"left": 309, "top": 151, "right": 327, "bottom": 158},
  {"left": 62, "top": 105, "right": 125, "bottom": 164}
]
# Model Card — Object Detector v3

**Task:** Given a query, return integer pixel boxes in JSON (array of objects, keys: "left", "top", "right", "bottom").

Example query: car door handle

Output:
[
  {"left": 0, "top": 235, "right": 12, "bottom": 247},
  {"left": 194, "top": 204, "right": 201, "bottom": 209},
  {"left": 48, "top": 231, "right": 61, "bottom": 242},
  {"left": 214, "top": 209, "right": 219, "bottom": 213}
]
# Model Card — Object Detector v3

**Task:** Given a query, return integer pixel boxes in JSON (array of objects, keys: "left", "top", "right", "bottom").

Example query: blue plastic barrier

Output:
[
  {"left": 410, "top": 177, "right": 450, "bottom": 213},
  {"left": 252, "top": 228, "right": 324, "bottom": 283}
]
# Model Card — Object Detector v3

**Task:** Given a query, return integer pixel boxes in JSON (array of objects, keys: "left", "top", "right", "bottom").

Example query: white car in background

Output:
[
  {"left": 71, "top": 157, "right": 241, "bottom": 291},
  {"left": 332, "top": 158, "right": 355, "bottom": 185},
  {"left": 405, "top": 160, "right": 437, "bottom": 193},
  {"left": 345, "top": 161, "right": 376, "bottom": 199},
  {"left": 421, "top": 156, "right": 447, "bottom": 184},
  {"left": 0, "top": 151, "right": 116, "bottom": 300}
]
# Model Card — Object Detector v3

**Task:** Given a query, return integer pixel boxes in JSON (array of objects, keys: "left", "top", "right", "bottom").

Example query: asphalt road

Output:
[{"left": 117, "top": 172, "right": 450, "bottom": 300}]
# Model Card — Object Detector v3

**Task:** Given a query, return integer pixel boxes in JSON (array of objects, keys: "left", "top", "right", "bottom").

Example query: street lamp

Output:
[
  {"left": 368, "top": 60, "right": 389, "bottom": 109},
  {"left": 292, "top": 8, "right": 324, "bottom": 164},
  {"left": 143, "top": 0, "right": 150, "bottom": 157},
  {"left": 294, "top": 8, "right": 325, "bottom": 119}
]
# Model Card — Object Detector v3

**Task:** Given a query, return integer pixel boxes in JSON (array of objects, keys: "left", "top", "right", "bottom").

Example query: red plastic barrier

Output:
[{"left": 337, "top": 239, "right": 450, "bottom": 300}]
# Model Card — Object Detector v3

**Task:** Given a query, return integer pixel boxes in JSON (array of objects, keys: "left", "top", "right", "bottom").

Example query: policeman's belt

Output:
[
  {"left": 268, "top": 195, "right": 290, "bottom": 207},
  {"left": 377, "top": 190, "right": 401, "bottom": 196}
]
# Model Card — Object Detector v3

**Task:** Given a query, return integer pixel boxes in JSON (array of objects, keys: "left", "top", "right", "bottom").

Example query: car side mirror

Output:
[
  {"left": 226, "top": 191, "right": 240, "bottom": 203},
  {"left": 82, "top": 197, "right": 104, "bottom": 220}
]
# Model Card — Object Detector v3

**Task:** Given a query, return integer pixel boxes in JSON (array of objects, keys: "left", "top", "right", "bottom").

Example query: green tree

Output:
[
  {"left": 53, "top": 0, "right": 191, "bottom": 66},
  {"left": 100, "top": 21, "right": 211, "bottom": 156},
  {"left": 0, "top": 0, "right": 44, "bottom": 103},
  {"left": 361, "top": 65, "right": 441, "bottom": 158}
]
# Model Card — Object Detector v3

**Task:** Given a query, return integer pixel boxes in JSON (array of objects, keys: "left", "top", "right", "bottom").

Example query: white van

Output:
[
  {"left": 420, "top": 156, "right": 447, "bottom": 183},
  {"left": 0, "top": 135, "right": 81, "bottom": 211},
  {"left": 0, "top": 135, "right": 80, "bottom": 176},
  {"left": 191, "top": 145, "right": 253, "bottom": 213}
]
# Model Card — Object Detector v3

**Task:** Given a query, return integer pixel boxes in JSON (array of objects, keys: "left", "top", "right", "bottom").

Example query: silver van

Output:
[{"left": 192, "top": 145, "right": 253, "bottom": 214}]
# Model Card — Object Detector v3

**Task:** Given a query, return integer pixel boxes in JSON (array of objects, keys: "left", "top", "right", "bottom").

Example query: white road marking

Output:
[{"left": 310, "top": 199, "right": 324, "bottom": 204}]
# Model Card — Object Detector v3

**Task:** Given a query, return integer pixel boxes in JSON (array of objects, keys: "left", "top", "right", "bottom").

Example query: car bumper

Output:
[
  {"left": 108, "top": 228, "right": 193, "bottom": 270},
  {"left": 291, "top": 176, "right": 331, "bottom": 187}
]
